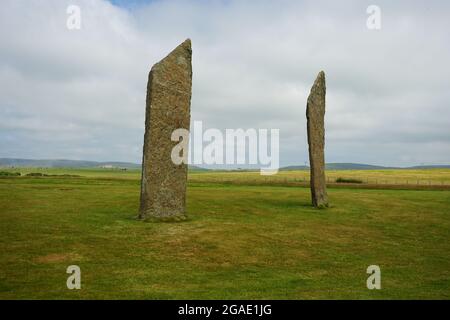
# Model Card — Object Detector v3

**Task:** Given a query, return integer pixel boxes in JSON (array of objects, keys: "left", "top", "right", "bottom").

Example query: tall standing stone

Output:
[
  {"left": 306, "top": 71, "right": 329, "bottom": 208},
  {"left": 139, "top": 39, "right": 192, "bottom": 220}
]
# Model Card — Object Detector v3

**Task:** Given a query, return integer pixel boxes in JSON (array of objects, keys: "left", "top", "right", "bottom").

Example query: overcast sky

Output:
[{"left": 0, "top": 0, "right": 449, "bottom": 167}]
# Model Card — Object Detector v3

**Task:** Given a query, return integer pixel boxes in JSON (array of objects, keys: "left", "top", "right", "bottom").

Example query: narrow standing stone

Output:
[
  {"left": 139, "top": 39, "right": 192, "bottom": 220},
  {"left": 306, "top": 71, "right": 329, "bottom": 208}
]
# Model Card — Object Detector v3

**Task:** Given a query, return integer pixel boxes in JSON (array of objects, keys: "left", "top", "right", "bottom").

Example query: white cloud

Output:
[{"left": 0, "top": 0, "right": 449, "bottom": 166}]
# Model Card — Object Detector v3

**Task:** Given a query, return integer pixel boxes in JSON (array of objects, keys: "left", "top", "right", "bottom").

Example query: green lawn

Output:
[{"left": 0, "top": 169, "right": 449, "bottom": 299}]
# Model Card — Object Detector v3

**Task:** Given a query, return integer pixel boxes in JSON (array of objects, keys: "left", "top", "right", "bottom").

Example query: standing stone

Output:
[
  {"left": 306, "top": 71, "right": 329, "bottom": 208},
  {"left": 139, "top": 39, "right": 192, "bottom": 220}
]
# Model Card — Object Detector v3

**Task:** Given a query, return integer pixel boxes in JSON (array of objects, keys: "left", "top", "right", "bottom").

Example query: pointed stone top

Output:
[
  {"left": 310, "top": 70, "right": 326, "bottom": 95},
  {"left": 180, "top": 38, "right": 191, "bottom": 49},
  {"left": 167, "top": 38, "right": 191, "bottom": 57},
  {"left": 314, "top": 70, "right": 325, "bottom": 85},
  {"left": 317, "top": 70, "right": 325, "bottom": 79},
  {"left": 154, "top": 38, "right": 192, "bottom": 66}
]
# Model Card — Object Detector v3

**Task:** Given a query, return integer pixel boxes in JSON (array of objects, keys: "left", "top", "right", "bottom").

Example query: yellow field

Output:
[
  {"left": 2, "top": 168, "right": 450, "bottom": 186},
  {"left": 189, "top": 169, "right": 450, "bottom": 186}
]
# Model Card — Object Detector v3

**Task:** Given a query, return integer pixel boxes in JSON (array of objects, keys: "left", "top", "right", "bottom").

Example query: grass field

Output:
[{"left": 0, "top": 168, "right": 449, "bottom": 299}]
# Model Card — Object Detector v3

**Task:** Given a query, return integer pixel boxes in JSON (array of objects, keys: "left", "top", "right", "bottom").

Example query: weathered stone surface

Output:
[
  {"left": 306, "top": 71, "right": 329, "bottom": 208},
  {"left": 139, "top": 39, "right": 192, "bottom": 220}
]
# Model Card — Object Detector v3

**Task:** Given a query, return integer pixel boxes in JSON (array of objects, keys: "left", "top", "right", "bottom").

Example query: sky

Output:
[{"left": 0, "top": 0, "right": 449, "bottom": 167}]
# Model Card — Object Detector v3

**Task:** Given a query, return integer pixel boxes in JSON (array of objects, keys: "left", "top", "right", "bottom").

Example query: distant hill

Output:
[
  {"left": 188, "top": 165, "right": 209, "bottom": 171},
  {"left": 280, "top": 163, "right": 389, "bottom": 171},
  {"left": 280, "top": 165, "right": 309, "bottom": 171},
  {"left": 0, "top": 158, "right": 208, "bottom": 171},
  {"left": 0, "top": 158, "right": 140, "bottom": 169},
  {"left": 281, "top": 163, "right": 393, "bottom": 170},
  {"left": 407, "top": 165, "right": 450, "bottom": 169},
  {"left": 1, "top": 158, "right": 448, "bottom": 171},
  {"left": 325, "top": 163, "right": 391, "bottom": 170},
  {"left": 281, "top": 163, "right": 450, "bottom": 171}
]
